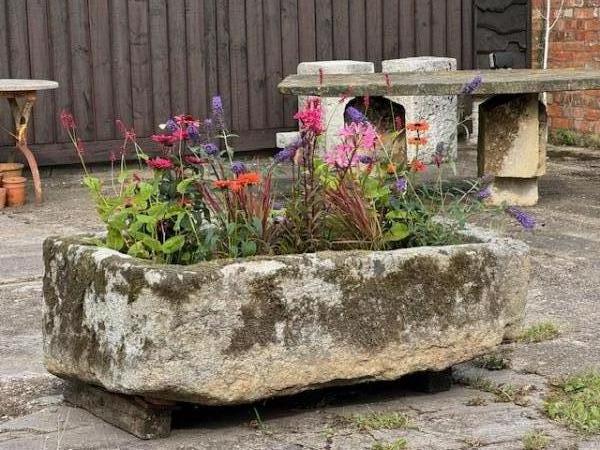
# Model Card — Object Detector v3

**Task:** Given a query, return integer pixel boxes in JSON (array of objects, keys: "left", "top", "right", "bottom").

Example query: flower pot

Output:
[
  {"left": 2, "top": 176, "right": 27, "bottom": 207},
  {"left": 0, "top": 162, "right": 24, "bottom": 179},
  {"left": 42, "top": 226, "right": 529, "bottom": 409},
  {"left": 0, "top": 187, "right": 6, "bottom": 209}
]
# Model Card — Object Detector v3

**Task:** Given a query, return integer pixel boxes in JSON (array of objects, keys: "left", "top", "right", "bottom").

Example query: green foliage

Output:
[
  {"left": 473, "top": 353, "right": 511, "bottom": 370},
  {"left": 350, "top": 411, "right": 411, "bottom": 431},
  {"left": 550, "top": 128, "right": 600, "bottom": 149},
  {"left": 518, "top": 322, "right": 560, "bottom": 343},
  {"left": 466, "top": 377, "right": 531, "bottom": 405},
  {"left": 544, "top": 372, "right": 600, "bottom": 434},
  {"left": 522, "top": 430, "right": 550, "bottom": 450},
  {"left": 371, "top": 438, "right": 408, "bottom": 450}
]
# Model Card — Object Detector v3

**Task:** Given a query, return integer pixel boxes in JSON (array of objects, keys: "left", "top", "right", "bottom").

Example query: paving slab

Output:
[{"left": 1, "top": 149, "right": 600, "bottom": 449}]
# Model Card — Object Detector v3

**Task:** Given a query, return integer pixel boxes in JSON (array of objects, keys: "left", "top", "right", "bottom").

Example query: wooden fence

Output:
[{"left": 0, "top": 0, "right": 476, "bottom": 165}]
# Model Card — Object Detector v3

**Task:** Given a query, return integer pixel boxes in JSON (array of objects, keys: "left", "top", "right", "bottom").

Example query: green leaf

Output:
[
  {"left": 161, "top": 235, "right": 185, "bottom": 254},
  {"left": 82, "top": 176, "right": 101, "bottom": 193},
  {"left": 386, "top": 210, "right": 408, "bottom": 220},
  {"left": 127, "top": 241, "right": 150, "bottom": 259},
  {"left": 106, "top": 229, "right": 125, "bottom": 251},
  {"left": 385, "top": 222, "right": 410, "bottom": 242},
  {"left": 135, "top": 214, "right": 156, "bottom": 225},
  {"left": 176, "top": 177, "right": 195, "bottom": 194},
  {"left": 241, "top": 240, "right": 257, "bottom": 257},
  {"left": 142, "top": 236, "right": 163, "bottom": 252}
]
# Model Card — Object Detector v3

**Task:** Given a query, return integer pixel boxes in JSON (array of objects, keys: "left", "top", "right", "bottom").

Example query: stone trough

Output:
[{"left": 42, "top": 227, "right": 529, "bottom": 438}]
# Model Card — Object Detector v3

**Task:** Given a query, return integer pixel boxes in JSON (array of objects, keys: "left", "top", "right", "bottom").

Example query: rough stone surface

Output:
[
  {"left": 382, "top": 57, "right": 458, "bottom": 163},
  {"left": 42, "top": 229, "right": 528, "bottom": 405},
  {"left": 297, "top": 60, "right": 375, "bottom": 155},
  {"left": 275, "top": 131, "right": 300, "bottom": 149},
  {"left": 488, "top": 177, "right": 540, "bottom": 207}
]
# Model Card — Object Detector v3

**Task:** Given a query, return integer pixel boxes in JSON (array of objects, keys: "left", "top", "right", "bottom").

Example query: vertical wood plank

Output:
[
  {"left": 68, "top": 0, "right": 94, "bottom": 140},
  {"left": 462, "top": 0, "right": 474, "bottom": 69},
  {"left": 315, "top": 0, "right": 333, "bottom": 60},
  {"left": 228, "top": 0, "right": 249, "bottom": 130},
  {"left": 7, "top": 0, "right": 30, "bottom": 78},
  {"left": 415, "top": 0, "right": 432, "bottom": 56},
  {"left": 149, "top": 0, "right": 171, "bottom": 124},
  {"left": 110, "top": 0, "right": 133, "bottom": 126},
  {"left": 264, "top": 0, "right": 283, "bottom": 128},
  {"left": 89, "top": 0, "right": 115, "bottom": 140},
  {"left": 366, "top": 0, "right": 383, "bottom": 63},
  {"left": 432, "top": 0, "right": 446, "bottom": 57},
  {"left": 399, "top": 0, "right": 415, "bottom": 57},
  {"left": 447, "top": 0, "right": 462, "bottom": 66},
  {"left": 215, "top": 0, "right": 232, "bottom": 127},
  {"left": 128, "top": 0, "right": 153, "bottom": 135},
  {"left": 185, "top": 0, "right": 207, "bottom": 118},
  {"left": 204, "top": 0, "right": 219, "bottom": 101},
  {"left": 297, "top": 0, "right": 316, "bottom": 63},
  {"left": 332, "top": 0, "right": 349, "bottom": 59},
  {"left": 281, "top": 0, "right": 299, "bottom": 126},
  {"left": 0, "top": 1, "right": 12, "bottom": 145},
  {"left": 348, "top": 0, "right": 366, "bottom": 61},
  {"left": 383, "top": 0, "right": 399, "bottom": 59},
  {"left": 167, "top": 0, "right": 188, "bottom": 114},
  {"left": 27, "top": 0, "right": 54, "bottom": 144},
  {"left": 246, "top": 0, "right": 267, "bottom": 129}
]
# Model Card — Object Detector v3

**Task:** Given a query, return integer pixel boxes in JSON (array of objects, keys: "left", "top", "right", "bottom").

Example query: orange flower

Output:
[
  {"left": 236, "top": 171, "right": 261, "bottom": 186},
  {"left": 386, "top": 163, "right": 397, "bottom": 174},
  {"left": 410, "top": 159, "right": 427, "bottom": 173},
  {"left": 408, "top": 136, "right": 429, "bottom": 146},
  {"left": 406, "top": 121, "right": 430, "bottom": 132},
  {"left": 213, "top": 180, "right": 231, "bottom": 189}
]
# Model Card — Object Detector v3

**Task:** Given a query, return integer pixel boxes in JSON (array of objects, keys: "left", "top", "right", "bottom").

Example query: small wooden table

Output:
[
  {"left": 279, "top": 69, "right": 600, "bottom": 206},
  {"left": 0, "top": 79, "right": 59, "bottom": 205}
]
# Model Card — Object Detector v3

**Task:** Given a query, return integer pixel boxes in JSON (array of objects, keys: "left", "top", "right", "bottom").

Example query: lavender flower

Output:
[
  {"left": 345, "top": 106, "right": 367, "bottom": 123},
  {"left": 186, "top": 124, "right": 200, "bottom": 141},
  {"left": 165, "top": 117, "right": 178, "bottom": 132},
  {"left": 460, "top": 74, "right": 483, "bottom": 95},
  {"left": 275, "top": 146, "right": 296, "bottom": 163},
  {"left": 231, "top": 161, "right": 247, "bottom": 175},
  {"left": 211, "top": 95, "right": 225, "bottom": 129},
  {"left": 203, "top": 142, "right": 219, "bottom": 156},
  {"left": 358, "top": 154, "right": 374, "bottom": 164},
  {"left": 477, "top": 185, "right": 492, "bottom": 200},
  {"left": 506, "top": 206, "right": 536, "bottom": 230},
  {"left": 395, "top": 177, "right": 407, "bottom": 193},
  {"left": 203, "top": 118, "right": 213, "bottom": 134}
]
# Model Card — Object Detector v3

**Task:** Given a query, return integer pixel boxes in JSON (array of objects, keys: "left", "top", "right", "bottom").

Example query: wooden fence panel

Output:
[{"left": 0, "top": 0, "right": 489, "bottom": 166}]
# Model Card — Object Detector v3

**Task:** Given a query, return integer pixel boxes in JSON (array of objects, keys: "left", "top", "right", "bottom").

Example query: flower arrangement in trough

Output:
[{"left": 60, "top": 90, "right": 534, "bottom": 265}]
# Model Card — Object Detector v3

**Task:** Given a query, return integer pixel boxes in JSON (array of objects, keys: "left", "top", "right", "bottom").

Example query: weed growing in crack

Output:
[
  {"left": 371, "top": 438, "right": 408, "bottom": 450},
  {"left": 518, "top": 322, "right": 560, "bottom": 343},
  {"left": 473, "top": 353, "right": 511, "bottom": 370},
  {"left": 522, "top": 429, "right": 550, "bottom": 450},
  {"left": 350, "top": 411, "right": 411, "bottom": 431}
]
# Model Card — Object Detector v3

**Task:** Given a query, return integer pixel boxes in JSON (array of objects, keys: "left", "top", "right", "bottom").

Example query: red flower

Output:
[
  {"left": 394, "top": 116, "right": 404, "bottom": 130},
  {"left": 236, "top": 172, "right": 261, "bottom": 186},
  {"left": 75, "top": 139, "right": 85, "bottom": 155},
  {"left": 408, "top": 136, "right": 429, "bottom": 146},
  {"left": 152, "top": 134, "right": 178, "bottom": 146},
  {"left": 410, "top": 159, "right": 427, "bottom": 173},
  {"left": 172, "top": 128, "right": 188, "bottom": 141},
  {"left": 184, "top": 155, "right": 206, "bottom": 165},
  {"left": 116, "top": 119, "right": 136, "bottom": 142},
  {"left": 60, "top": 110, "right": 76, "bottom": 129},
  {"left": 213, "top": 179, "right": 231, "bottom": 190},
  {"left": 147, "top": 157, "right": 174, "bottom": 170}
]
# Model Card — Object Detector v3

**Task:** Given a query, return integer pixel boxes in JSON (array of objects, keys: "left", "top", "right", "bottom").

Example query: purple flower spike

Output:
[
  {"left": 506, "top": 206, "right": 536, "bottom": 230},
  {"left": 165, "top": 117, "right": 178, "bottom": 132},
  {"left": 460, "top": 74, "right": 483, "bottom": 95},
  {"left": 345, "top": 106, "right": 368, "bottom": 123},
  {"left": 395, "top": 177, "right": 407, "bottom": 193},
  {"left": 211, "top": 95, "right": 225, "bottom": 129},
  {"left": 477, "top": 186, "right": 492, "bottom": 200},
  {"left": 203, "top": 142, "right": 219, "bottom": 156},
  {"left": 231, "top": 161, "right": 247, "bottom": 175},
  {"left": 186, "top": 124, "right": 200, "bottom": 141},
  {"left": 358, "top": 155, "right": 374, "bottom": 164}
]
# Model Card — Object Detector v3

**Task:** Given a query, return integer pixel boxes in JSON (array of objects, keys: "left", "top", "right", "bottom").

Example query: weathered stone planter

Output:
[{"left": 43, "top": 227, "right": 528, "bottom": 438}]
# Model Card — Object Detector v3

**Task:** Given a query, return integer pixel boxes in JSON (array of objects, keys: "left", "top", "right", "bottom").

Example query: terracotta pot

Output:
[
  {"left": 0, "top": 187, "right": 6, "bottom": 209},
  {"left": 0, "top": 163, "right": 24, "bottom": 179},
  {"left": 2, "top": 176, "right": 27, "bottom": 207}
]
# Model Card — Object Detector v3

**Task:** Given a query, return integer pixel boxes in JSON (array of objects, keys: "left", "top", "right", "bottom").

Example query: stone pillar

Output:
[
  {"left": 382, "top": 57, "right": 458, "bottom": 164},
  {"left": 478, "top": 94, "right": 547, "bottom": 206},
  {"left": 275, "top": 60, "right": 375, "bottom": 153}
]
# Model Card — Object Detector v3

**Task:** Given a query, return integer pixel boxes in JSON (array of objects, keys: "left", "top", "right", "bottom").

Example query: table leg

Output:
[
  {"left": 7, "top": 93, "right": 43, "bottom": 205},
  {"left": 477, "top": 93, "right": 547, "bottom": 206}
]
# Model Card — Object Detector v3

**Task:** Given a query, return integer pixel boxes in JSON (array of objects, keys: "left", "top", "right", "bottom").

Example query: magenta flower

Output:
[
  {"left": 294, "top": 97, "right": 325, "bottom": 135},
  {"left": 147, "top": 157, "right": 174, "bottom": 170},
  {"left": 152, "top": 134, "right": 178, "bottom": 146}
]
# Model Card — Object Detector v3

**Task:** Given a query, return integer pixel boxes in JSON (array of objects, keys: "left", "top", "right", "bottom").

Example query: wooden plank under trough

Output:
[{"left": 278, "top": 69, "right": 600, "bottom": 97}]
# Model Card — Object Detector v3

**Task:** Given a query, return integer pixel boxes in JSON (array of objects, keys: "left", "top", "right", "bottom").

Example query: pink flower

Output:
[
  {"left": 75, "top": 139, "right": 85, "bottom": 155},
  {"left": 172, "top": 128, "right": 188, "bottom": 141},
  {"left": 324, "top": 143, "right": 360, "bottom": 169},
  {"left": 324, "top": 122, "right": 379, "bottom": 169},
  {"left": 60, "top": 110, "right": 75, "bottom": 129},
  {"left": 338, "top": 122, "right": 378, "bottom": 149},
  {"left": 184, "top": 155, "right": 205, "bottom": 165},
  {"left": 147, "top": 157, "right": 174, "bottom": 170},
  {"left": 152, "top": 134, "right": 178, "bottom": 146},
  {"left": 294, "top": 97, "right": 325, "bottom": 135}
]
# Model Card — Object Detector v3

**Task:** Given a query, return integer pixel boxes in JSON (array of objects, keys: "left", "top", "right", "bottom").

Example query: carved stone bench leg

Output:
[
  {"left": 64, "top": 382, "right": 174, "bottom": 439},
  {"left": 478, "top": 93, "right": 547, "bottom": 206}
]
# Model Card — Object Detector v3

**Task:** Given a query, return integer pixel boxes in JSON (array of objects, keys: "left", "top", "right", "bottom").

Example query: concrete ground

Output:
[{"left": 0, "top": 146, "right": 599, "bottom": 449}]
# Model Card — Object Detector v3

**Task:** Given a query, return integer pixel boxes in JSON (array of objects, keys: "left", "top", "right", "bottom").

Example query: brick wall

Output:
[{"left": 532, "top": 0, "right": 600, "bottom": 134}]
